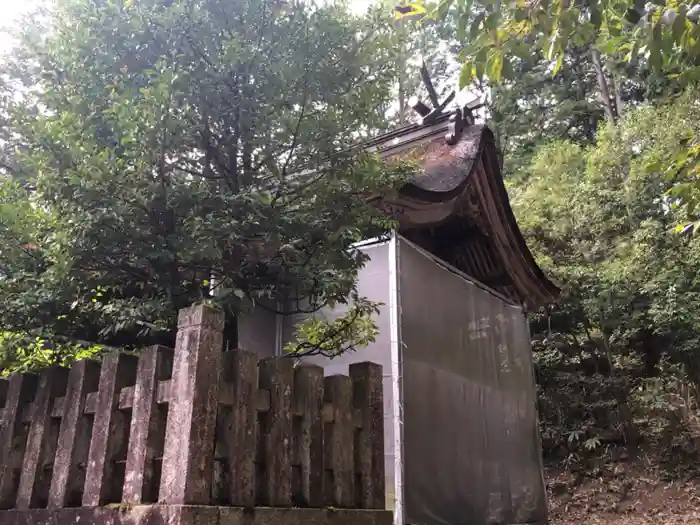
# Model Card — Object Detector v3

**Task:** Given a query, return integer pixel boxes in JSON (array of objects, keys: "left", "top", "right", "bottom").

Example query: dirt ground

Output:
[{"left": 546, "top": 461, "right": 700, "bottom": 524}]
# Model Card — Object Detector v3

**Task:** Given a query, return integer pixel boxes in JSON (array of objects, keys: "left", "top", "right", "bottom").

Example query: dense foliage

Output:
[
  {"left": 506, "top": 92, "right": 700, "bottom": 467},
  {"left": 0, "top": 0, "right": 414, "bottom": 370},
  {"left": 432, "top": 0, "right": 700, "bottom": 225}
]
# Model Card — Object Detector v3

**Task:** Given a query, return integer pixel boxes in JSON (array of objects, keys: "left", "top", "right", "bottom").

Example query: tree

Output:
[
  {"left": 432, "top": 0, "right": 700, "bottom": 220},
  {"left": 488, "top": 38, "right": 681, "bottom": 179},
  {"left": 0, "top": 0, "right": 413, "bottom": 370},
  {"left": 508, "top": 92, "right": 700, "bottom": 460},
  {"left": 435, "top": 0, "right": 700, "bottom": 86},
  {"left": 489, "top": 44, "right": 605, "bottom": 177},
  {"left": 513, "top": 90, "right": 700, "bottom": 372}
]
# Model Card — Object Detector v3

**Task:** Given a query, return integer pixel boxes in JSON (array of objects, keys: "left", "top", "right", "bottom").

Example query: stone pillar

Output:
[{"left": 158, "top": 305, "right": 224, "bottom": 504}]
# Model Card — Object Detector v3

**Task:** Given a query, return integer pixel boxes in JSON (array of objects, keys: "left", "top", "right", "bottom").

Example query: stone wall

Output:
[{"left": 0, "top": 305, "right": 390, "bottom": 525}]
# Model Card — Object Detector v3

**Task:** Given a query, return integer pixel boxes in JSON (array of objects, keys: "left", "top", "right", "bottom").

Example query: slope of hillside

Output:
[{"left": 546, "top": 462, "right": 700, "bottom": 525}]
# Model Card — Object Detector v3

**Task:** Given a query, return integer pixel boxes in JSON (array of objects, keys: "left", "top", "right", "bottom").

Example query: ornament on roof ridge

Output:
[{"left": 407, "top": 59, "right": 484, "bottom": 145}]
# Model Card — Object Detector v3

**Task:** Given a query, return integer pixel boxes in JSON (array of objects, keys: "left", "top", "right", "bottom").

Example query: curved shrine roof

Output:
[{"left": 365, "top": 111, "right": 559, "bottom": 308}]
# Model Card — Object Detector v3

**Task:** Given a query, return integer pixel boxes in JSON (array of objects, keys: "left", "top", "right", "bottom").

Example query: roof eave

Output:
[{"left": 369, "top": 120, "right": 560, "bottom": 307}]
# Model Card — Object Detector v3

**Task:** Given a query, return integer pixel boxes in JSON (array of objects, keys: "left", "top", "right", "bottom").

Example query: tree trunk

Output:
[
  {"left": 398, "top": 69, "right": 406, "bottom": 126},
  {"left": 591, "top": 46, "right": 617, "bottom": 124},
  {"left": 611, "top": 72, "right": 624, "bottom": 119}
]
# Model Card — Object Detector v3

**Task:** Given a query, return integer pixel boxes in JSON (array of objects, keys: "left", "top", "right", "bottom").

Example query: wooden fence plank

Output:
[
  {"left": 83, "top": 352, "right": 138, "bottom": 506},
  {"left": 292, "top": 365, "right": 324, "bottom": 507},
  {"left": 349, "top": 362, "right": 385, "bottom": 509},
  {"left": 16, "top": 368, "right": 68, "bottom": 510},
  {"left": 324, "top": 375, "right": 354, "bottom": 508},
  {"left": 159, "top": 305, "right": 223, "bottom": 505},
  {"left": 122, "top": 346, "right": 173, "bottom": 504},
  {"left": 47, "top": 360, "right": 101, "bottom": 508},
  {"left": 221, "top": 350, "right": 258, "bottom": 507},
  {"left": 0, "top": 309, "right": 385, "bottom": 514},
  {"left": 0, "top": 374, "right": 38, "bottom": 509},
  {"left": 258, "top": 358, "right": 294, "bottom": 507}
]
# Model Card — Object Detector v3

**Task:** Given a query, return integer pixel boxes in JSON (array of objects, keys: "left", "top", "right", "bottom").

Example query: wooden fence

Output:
[{"left": 0, "top": 305, "right": 385, "bottom": 515}]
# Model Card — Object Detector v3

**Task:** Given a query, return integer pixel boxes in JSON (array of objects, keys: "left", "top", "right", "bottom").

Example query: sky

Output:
[
  {"left": 1, "top": 0, "right": 42, "bottom": 54},
  {"left": 0, "top": 0, "right": 468, "bottom": 105},
  {"left": 0, "top": 0, "right": 376, "bottom": 54}
]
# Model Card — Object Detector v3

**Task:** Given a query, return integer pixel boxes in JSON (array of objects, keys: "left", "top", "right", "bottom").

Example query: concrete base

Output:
[{"left": 0, "top": 506, "right": 394, "bottom": 525}]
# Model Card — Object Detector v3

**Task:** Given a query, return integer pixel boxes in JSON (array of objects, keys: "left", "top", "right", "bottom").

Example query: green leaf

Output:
[
  {"left": 487, "top": 50, "right": 503, "bottom": 82},
  {"left": 501, "top": 55, "right": 513, "bottom": 79},
  {"left": 552, "top": 53, "right": 564, "bottom": 77},
  {"left": 455, "top": 0, "right": 473, "bottom": 39},
  {"left": 649, "top": 43, "right": 663, "bottom": 71},
  {"left": 649, "top": 21, "right": 664, "bottom": 70},
  {"left": 485, "top": 12, "right": 501, "bottom": 31},
  {"left": 672, "top": 12, "right": 687, "bottom": 44},
  {"left": 645, "top": 160, "right": 662, "bottom": 174},
  {"left": 474, "top": 47, "right": 488, "bottom": 78},
  {"left": 459, "top": 61, "right": 474, "bottom": 88},
  {"left": 435, "top": 0, "right": 453, "bottom": 20},
  {"left": 469, "top": 13, "right": 486, "bottom": 41}
]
